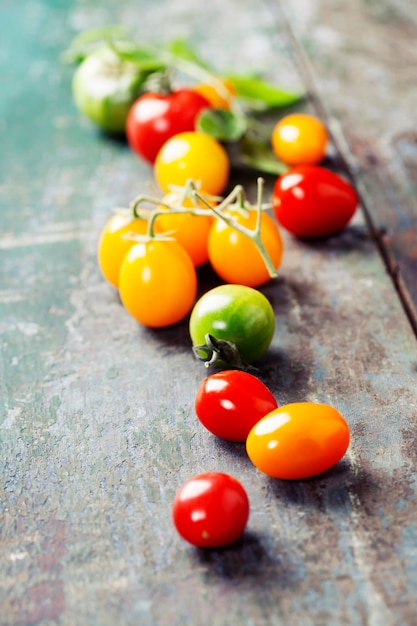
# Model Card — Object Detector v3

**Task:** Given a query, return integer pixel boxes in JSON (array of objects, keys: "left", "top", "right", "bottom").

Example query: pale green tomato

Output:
[{"left": 72, "top": 47, "right": 144, "bottom": 133}]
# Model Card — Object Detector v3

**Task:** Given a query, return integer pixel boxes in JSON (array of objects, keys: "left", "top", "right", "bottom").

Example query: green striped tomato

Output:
[{"left": 189, "top": 284, "right": 275, "bottom": 367}]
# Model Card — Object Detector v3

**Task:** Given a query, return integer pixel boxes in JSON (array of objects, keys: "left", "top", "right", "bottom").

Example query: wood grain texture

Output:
[
  {"left": 273, "top": 0, "right": 417, "bottom": 330},
  {"left": 1, "top": 0, "right": 417, "bottom": 625}
]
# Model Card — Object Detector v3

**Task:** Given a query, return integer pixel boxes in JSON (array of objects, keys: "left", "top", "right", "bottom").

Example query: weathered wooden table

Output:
[{"left": 2, "top": 1, "right": 417, "bottom": 624}]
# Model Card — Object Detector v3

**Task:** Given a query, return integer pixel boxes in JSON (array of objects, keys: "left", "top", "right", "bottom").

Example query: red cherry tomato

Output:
[
  {"left": 195, "top": 370, "right": 278, "bottom": 442},
  {"left": 172, "top": 472, "right": 249, "bottom": 548},
  {"left": 246, "top": 402, "right": 350, "bottom": 479},
  {"left": 126, "top": 89, "right": 210, "bottom": 163},
  {"left": 272, "top": 165, "right": 358, "bottom": 238}
]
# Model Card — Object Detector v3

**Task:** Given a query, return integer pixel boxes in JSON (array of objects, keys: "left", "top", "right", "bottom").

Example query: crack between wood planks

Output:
[{"left": 264, "top": 0, "right": 417, "bottom": 340}]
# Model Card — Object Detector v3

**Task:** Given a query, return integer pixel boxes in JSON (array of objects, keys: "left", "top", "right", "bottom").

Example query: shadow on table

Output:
[{"left": 192, "top": 530, "right": 298, "bottom": 587}]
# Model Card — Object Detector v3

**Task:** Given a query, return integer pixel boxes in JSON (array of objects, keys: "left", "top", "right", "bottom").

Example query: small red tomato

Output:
[
  {"left": 272, "top": 165, "right": 358, "bottom": 238},
  {"left": 172, "top": 472, "right": 249, "bottom": 548},
  {"left": 126, "top": 89, "right": 210, "bottom": 163},
  {"left": 246, "top": 402, "right": 350, "bottom": 479},
  {"left": 195, "top": 370, "right": 278, "bottom": 442}
]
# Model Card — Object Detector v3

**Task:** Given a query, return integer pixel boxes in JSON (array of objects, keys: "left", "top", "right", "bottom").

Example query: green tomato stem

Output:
[
  {"left": 123, "top": 180, "right": 278, "bottom": 280},
  {"left": 194, "top": 178, "right": 278, "bottom": 279}
]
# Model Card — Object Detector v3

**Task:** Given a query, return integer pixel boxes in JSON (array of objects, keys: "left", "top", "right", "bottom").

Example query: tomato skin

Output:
[
  {"left": 271, "top": 113, "right": 328, "bottom": 166},
  {"left": 246, "top": 402, "right": 350, "bottom": 479},
  {"left": 189, "top": 284, "right": 275, "bottom": 364},
  {"left": 72, "top": 48, "right": 143, "bottom": 134},
  {"left": 154, "top": 131, "right": 230, "bottom": 196},
  {"left": 154, "top": 192, "right": 214, "bottom": 267},
  {"left": 119, "top": 239, "right": 197, "bottom": 327},
  {"left": 195, "top": 370, "right": 278, "bottom": 442},
  {"left": 172, "top": 472, "right": 249, "bottom": 548},
  {"left": 97, "top": 213, "right": 152, "bottom": 288},
  {"left": 272, "top": 165, "right": 358, "bottom": 238},
  {"left": 126, "top": 89, "right": 210, "bottom": 164},
  {"left": 208, "top": 209, "right": 283, "bottom": 287}
]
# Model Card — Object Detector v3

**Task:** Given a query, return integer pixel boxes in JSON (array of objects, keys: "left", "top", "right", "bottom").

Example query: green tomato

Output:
[
  {"left": 72, "top": 47, "right": 144, "bottom": 134},
  {"left": 189, "top": 284, "right": 275, "bottom": 367}
]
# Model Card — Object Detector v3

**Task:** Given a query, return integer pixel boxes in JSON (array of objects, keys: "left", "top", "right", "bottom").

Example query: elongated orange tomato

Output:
[
  {"left": 208, "top": 209, "right": 283, "bottom": 287},
  {"left": 119, "top": 239, "right": 197, "bottom": 327},
  {"left": 154, "top": 192, "right": 214, "bottom": 267},
  {"left": 246, "top": 402, "right": 350, "bottom": 479},
  {"left": 97, "top": 212, "right": 151, "bottom": 288}
]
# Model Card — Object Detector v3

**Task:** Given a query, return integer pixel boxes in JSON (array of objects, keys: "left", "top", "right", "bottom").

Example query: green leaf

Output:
[
  {"left": 62, "top": 26, "right": 129, "bottom": 64},
  {"left": 197, "top": 109, "right": 247, "bottom": 142},
  {"left": 165, "top": 39, "right": 212, "bottom": 70},
  {"left": 239, "top": 136, "right": 288, "bottom": 175},
  {"left": 227, "top": 74, "right": 303, "bottom": 110},
  {"left": 111, "top": 45, "right": 167, "bottom": 72}
]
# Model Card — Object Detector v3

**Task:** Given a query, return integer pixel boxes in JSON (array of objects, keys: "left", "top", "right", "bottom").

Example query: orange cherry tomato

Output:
[
  {"left": 271, "top": 113, "right": 328, "bottom": 166},
  {"left": 119, "top": 239, "right": 197, "bottom": 327},
  {"left": 97, "top": 212, "right": 152, "bottom": 289},
  {"left": 208, "top": 209, "right": 283, "bottom": 287},
  {"left": 246, "top": 402, "right": 350, "bottom": 479},
  {"left": 154, "top": 191, "right": 214, "bottom": 267},
  {"left": 192, "top": 79, "right": 237, "bottom": 110},
  {"left": 154, "top": 131, "right": 230, "bottom": 196}
]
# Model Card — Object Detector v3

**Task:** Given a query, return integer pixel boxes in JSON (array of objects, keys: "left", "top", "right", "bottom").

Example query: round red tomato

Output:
[
  {"left": 172, "top": 472, "right": 249, "bottom": 548},
  {"left": 195, "top": 370, "right": 278, "bottom": 442},
  {"left": 246, "top": 402, "right": 350, "bottom": 479},
  {"left": 126, "top": 89, "right": 210, "bottom": 163},
  {"left": 272, "top": 165, "right": 358, "bottom": 238}
]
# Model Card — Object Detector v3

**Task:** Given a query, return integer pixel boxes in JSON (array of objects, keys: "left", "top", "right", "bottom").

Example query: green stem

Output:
[{"left": 194, "top": 179, "right": 278, "bottom": 279}]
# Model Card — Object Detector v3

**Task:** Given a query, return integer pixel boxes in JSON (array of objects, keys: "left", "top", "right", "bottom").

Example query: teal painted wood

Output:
[{"left": 1, "top": 1, "right": 417, "bottom": 625}]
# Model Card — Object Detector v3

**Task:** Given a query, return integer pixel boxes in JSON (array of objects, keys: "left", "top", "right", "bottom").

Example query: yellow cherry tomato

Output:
[
  {"left": 119, "top": 239, "right": 197, "bottom": 328},
  {"left": 154, "top": 192, "right": 214, "bottom": 267},
  {"left": 246, "top": 402, "right": 350, "bottom": 479},
  {"left": 192, "top": 79, "right": 237, "bottom": 110},
  {"left": 154, "top": 131, "right": 230, "bottom": 196},
  {"left": 208, "top": 209, "right": 283, "bottom": 287},
  {"left": 271, "top": 113, "right": 328, "bottom": 166},
  {"left": 97, "top": 212, "right": 151, "bottom": 288}
]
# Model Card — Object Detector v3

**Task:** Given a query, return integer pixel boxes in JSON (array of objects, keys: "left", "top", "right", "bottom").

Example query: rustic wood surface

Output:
[{"left": 1, "top": 0, "right": 417, "bottom": 625}]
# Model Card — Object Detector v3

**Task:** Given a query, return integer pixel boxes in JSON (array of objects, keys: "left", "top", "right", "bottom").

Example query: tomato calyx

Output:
[{"left": 192, "top": 333, "right": 253, "bottom": 370}]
